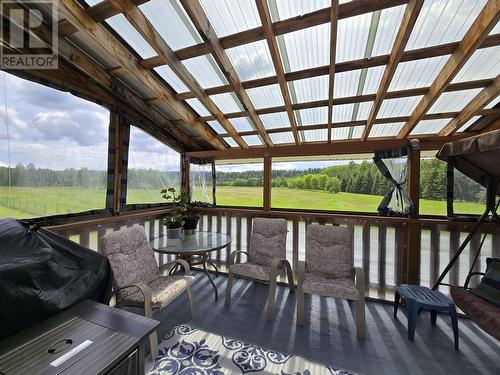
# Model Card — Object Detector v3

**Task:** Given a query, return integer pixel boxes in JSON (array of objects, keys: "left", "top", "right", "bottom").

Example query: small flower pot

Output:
[
  {"left": 183, "top": 215, "right": 200, "bottom": 235},
  {"left": 165, "top": 223, "right": 182, "bottom": 239}
]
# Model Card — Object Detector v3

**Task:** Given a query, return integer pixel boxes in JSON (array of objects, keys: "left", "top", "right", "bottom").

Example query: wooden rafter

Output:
[
  {"left": 484, "top": 117, "right": 500, "bottom": 132},
  {"left": 362, "top": 0, "right": 424, "bottom": 140},
  {"left": 58, "top": 0, "right": 226, "bottom": 150},
  {"left": 171, "top": 34, "right": 500, "bottom": 101},
  {"left": 327, "top": 0, "right": 339, "bottom": 142},
  {"left": 107, "top": 0, "right": 248, "bottom": 148},
  {"left": 179, "top": 0, "right": 274, "bottom": 147},
  {"left": 439, "top": 75, "right": 500, "bottom": 136},
  {"left": 255, "top": 0, "right": 300, "bottom": 145},
  {"left": 397, "top": 0, "right": 500, "bottom": 139}
]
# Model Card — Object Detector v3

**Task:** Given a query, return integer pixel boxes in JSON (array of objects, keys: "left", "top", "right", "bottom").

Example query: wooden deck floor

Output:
[{"left": 140, "top": 271, "right": 500, "bottom": 375}]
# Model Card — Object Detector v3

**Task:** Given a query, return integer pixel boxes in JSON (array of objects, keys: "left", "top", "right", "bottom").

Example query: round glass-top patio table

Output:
[{"left": 149, "top": 231, "right": 232, "bottom": 301}]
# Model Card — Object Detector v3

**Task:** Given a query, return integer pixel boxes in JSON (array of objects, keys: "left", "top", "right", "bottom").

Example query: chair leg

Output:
[
  {"left": 297, "top": 288, "right": 305, "bottom": 326},
  {"left": 266, "top": 278, "right": 277, "bottom": 320},
  {"left": 449, "top": 307, "right": 459, "bottom": 351},
  {"left": 225, "top": 271, "right": 234, "bottom": 306},
  {"left": 394, "top": 291, "right": 400, "bottom": 319},
  {"left": 187, "top": 287, "right": 195, "bottom": 320},
  {"left": 430, "top": 310, "right": 437, "bottom": 326},
  {"left": 407, "top": 301, "right": 418, "bottom": 342},
  {"left": 356, "top": 297, "right": 366, "bottom": 338}
]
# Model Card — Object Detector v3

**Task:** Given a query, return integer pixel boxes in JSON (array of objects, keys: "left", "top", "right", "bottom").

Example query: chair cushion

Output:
[
  {"left": 248, "top": 218, "right": 287, "bottom": 267},
  {"left": 119, "top": 275, "right": 195, "bottom": 309},
  {"left": 302, "top": 273, "right": 359, "bottom": 300},
  {"left": 229, "top": 262, "right": 271, "bottom": 281},
  {"left": 305, "top": 225, "right": 354, "bottom": 279},
  {"left": 100, "top": 226, "right": 160, "bottom": 298},
  {"left": 472, "top": 257, "right": 500, "bottom": 307},
  {"left": 451, "top": 286, "right": 500, "bottom": 341}
]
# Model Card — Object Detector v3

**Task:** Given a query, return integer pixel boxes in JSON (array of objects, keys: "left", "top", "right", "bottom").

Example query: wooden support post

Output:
[
  {"left": 406, "top": 141, "right": 421, "bottom": 285},
  {"left": 111, "top": 111, "right": 123, "bottom": 212},
  {"left": 263, "top": 156, "right": 272, "bottom": 211},
  {"left": 182, "top": 154, "right": 190, "bottom": 198}
]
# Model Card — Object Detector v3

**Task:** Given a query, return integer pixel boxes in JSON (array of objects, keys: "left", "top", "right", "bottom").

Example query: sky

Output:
[{"left": 0, "top": 72, "right": 180, "bottom": 171}]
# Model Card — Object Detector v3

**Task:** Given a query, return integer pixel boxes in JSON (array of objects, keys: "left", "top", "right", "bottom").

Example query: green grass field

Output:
[{"left": 0, "top": 186, "right": 485, "bottom": 218}]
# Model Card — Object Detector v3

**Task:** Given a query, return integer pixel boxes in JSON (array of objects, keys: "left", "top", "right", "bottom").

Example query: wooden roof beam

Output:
[
  {"left": 59, "top": 0, "right": 226, "bottom": 150},
  {"left": 363, "top": 0, "right": 423, "bottom": 140},
  {"left": 180, "top": 0, "right": 274, "bottom": 147},
  {"left": 108, "top": 0, "right": 248, "bottom": 148},
  {"left": 439, "top": 75, "right": 500, "bottom": 136},
  {"left": 256, "top": 0, "right": 300, "bottom": 145},
  {"left": 397, "top": 0, "right": 500, "bottom": 139},
  {"left": 327, "top": 0, "right": 339, "bottom": 142}
]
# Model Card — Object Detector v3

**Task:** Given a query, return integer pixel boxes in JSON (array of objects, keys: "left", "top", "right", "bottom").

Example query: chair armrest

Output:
[
  {"left": 464, "top": 271, "right": 485, "bottom": 289},
  {"left": 228, "top": 250, "right": 249, "bottom": 266},
  {"left": 269, "top": 258, "right": 292, "bottom": 279},
  {"left": 354, "top": 267, "right": 365, "bottom": 298},
  {"left": 160, "top": 259, "right": 191, "bottom": 276},
  {"left": 114, "top": 282, "right": 154, "bottom": 317}
]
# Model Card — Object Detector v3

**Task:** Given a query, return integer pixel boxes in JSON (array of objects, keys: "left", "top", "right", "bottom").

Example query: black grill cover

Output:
[{"left": 0, "top": 219, "right": 112, "bottom": 339}]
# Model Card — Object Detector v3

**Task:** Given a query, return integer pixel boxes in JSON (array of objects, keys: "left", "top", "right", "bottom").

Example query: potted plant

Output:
[{"left": 160, "top": 187, "right": 186, "bottom": 239}]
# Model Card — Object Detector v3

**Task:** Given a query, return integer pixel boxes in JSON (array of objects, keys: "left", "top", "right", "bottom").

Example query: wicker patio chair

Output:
[
  {"left": 100, "top": 225, "right": 195, "bottom": 358},
  {"left": 225, "top": 217, "right": 294, "bottom": 320},
  {"left": 297, "top": 224, "right": 366, "bottom": 338}
]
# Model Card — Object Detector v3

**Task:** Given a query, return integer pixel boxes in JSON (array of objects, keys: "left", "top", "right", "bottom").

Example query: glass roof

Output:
[
  {"left": 269, "top": 131, "right": 295, "bottom": 144},
  {"left": 185, "top": 98, "right": 210, "bottom": 116},
  {"left": 295, "top": 107, "right": 328, "bottom": 126},
  {"left": 200, "top": 0, "right": 261, "bottom": 38},
  {"left": 378, "top": 96, "right": 423, "bottom": 118},
  {"left": 410, "top": 119, "right": 450, "bottom": 135},
  {"left": 229, "top": 117, "right": 254, "bottom": 132},
  {"left": 428, "top": 89, "right": 482, "bottom": 113},
  {"left": 452, "top": 46, "right": 500, "bottom": 83},
  {"left": 389, "top": 55, "right": 450, "bottom": 91},
  {"left": 223, "top": 137, "right": 239, "bottom": 147},
  {"left": 226, "top": 40, "right": 276, "bottom": 81},
  {"left": 182, "top": 55, "right": 228, "bottom": 89},
  {"left": 289, "top": 75, "right": 329, "bottom": 103},
  {"left": 207, "top": 120, "right": 226, "bottom": 134},
  {"left": 242, "top": 135, "right": 264, "bottom": 146},
  {"left": 247, "top": 84, "right": 285, "bottom": 109},
  {"left": 209, "top": 92, "right": 243, "bottom": 113},
  {"left": 302, "top": 129, "right": 328, "bottom": 142},
  {"left": 139, "top": 0, "right": 202, "bottom": 51},
  {"left": 154, "top": 65, "right": 189, "bottom": 93},
  {"left": 406, "top": 0, "right": 487, "bottom": 51},
  {"left": 457, "top": 115, "right": 481, "bottom": 132},
  {"left": 369, "top": 122, "right": 406, "bottom": 138},
  {"left": 260, "top": 112, "right": 290, "bottom": 129}
]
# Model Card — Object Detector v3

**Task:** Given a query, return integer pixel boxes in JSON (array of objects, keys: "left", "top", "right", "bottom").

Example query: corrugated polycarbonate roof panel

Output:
[
  {"left": 226, "top": 40, "right": 276, "bottom": 81},
  {"left": 280, "top": 23, "right": 330, "bottom": 72},
  {"left": 350, "top": 126, "right": 365, "bottom": 139},
  {"left": 247, "top": 84, "right": 285, "bottom": 109},
  {"left": 185, "top": 98, "right": 210, "bottom": 116},
  {"left": 332, "top": 103, "right": 355, "bottom": 123},
  {"left": 458, "top": 116, "right": 481, "bottom": 132},
  {"left": 452, "top": 46, "right": 500, "bottom": 83},
  {"left": 295, "top": 107, "right": 328, "bottom": 126},
  {"left": 140, "top": 0, "right": 202, "bottom": 51},
  {"left": 302, "top": 129, "right": 328, "bottom": 142},
  {"left": 356, "top": 102, "right": 373, "bottom": 121},
  {"left": 369, "top": 122, "right": 406, "bottom": 137},
  {"left": 230, "top": 117, "right": 254, "bottom": 132},
  {"left": 332, "top": 127, "right": 350, "bottom": 140},
  {"left": 271, "top": 0, "right": 330, "bottom": 22},
  {"left": 405, "top": 0, "right": 488, "bottom": 51},
  {"left": 200, "top": 0, "right": 261, "bottom": 38},
  {"left": 428, "top": 89, "right": 482, "bottom": 113},
  {"left": 243, "top": 135, "right": 264, "bottom": 146},
  {"left": 336, "top": 12, "right": 372, "bottom": 63},
  {"left": 334, "top": 70, "right": 361, "bottom": 98},
  {"left": 485, "top": 95, "right": 500, "bottom": 109},
  {"left": 378, "top": 96, "right": 423, "bottom": 118},
  {"left": 269, "top": 132, "right": 295, "bottom": 144},
  {"left": 371, "top": 6, "right": 406, "bottom": 57},
  {"left": 389, "top": 55, "right": 450, "bottom": 91},
  {"left": 362, "top": 66, "right": 385, "bottom": 95},
  {"left": 103, "top": 14, "right": 157, "bottom": 59},
  {"left": 207, "top": 120, "right": 226, "bottom": 134},
  {"left": 182, "top": 55, "right": 228, "bottom": 89},
  {"left": 154, "top": 65, "right": 189, "bottom": 93},
  {"left": 289, "top": 75, "right": 329, "bottom": 103},
  {"left": 209, "top": 92, "right": 243, "bottom": 113},
  {"left": 260, "top": 112, "right": 290, "bottom": 129},
  {"left": 223, "top": 137, "right": 238, "bottom": 147},
  {"left": 410, "top": 119, "right": 449, "bottom": 135}
]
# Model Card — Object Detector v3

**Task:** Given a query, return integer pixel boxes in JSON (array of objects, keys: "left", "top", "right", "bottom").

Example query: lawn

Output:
[{"left": 0, "top": 186, "right": 485, "bottom": 218}]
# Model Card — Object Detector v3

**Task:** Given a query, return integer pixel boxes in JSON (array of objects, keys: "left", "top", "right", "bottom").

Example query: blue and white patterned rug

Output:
[{"left": 148, "top": 324, "right": 361, "bottom": 375}]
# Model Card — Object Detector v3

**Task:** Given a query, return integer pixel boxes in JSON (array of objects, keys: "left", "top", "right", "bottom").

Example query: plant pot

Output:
[
  {"left": 165, "top": 223, "right": 182, "bottom": 239},
  {"left": 183, "top": 215, "right": 200, "bottom": 234}
]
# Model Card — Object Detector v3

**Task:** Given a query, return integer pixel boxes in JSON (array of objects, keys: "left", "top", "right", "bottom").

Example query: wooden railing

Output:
[{"left": 47, "top": 206, "right": 500, "bottom": 301}]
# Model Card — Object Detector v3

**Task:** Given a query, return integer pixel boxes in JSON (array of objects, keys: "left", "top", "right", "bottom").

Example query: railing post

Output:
[
  {"left": 406, "top": 140, "right": 421, "bottom": 285},
  {"left": 263, "top": 155, "right": 272, "bottom": 211}
]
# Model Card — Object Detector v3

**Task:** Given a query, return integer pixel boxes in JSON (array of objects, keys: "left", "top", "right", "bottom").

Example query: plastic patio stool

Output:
[{"left": 394, "top": 284, "right": 459, "bottom": 350}]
